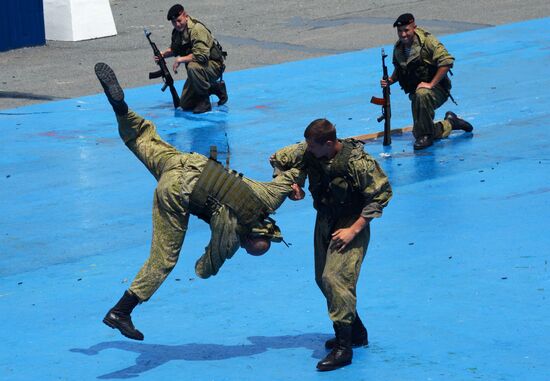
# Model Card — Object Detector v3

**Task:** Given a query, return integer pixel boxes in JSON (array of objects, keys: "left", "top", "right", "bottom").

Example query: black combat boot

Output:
[
  {"left": 317, "top": 323, "right": 353, "bottom": 371},
  {"left": 210, "top": 80, "right": 228, "bottom": 105},
  {"left": 445, "top": 111, "right": 473, "bottom": 132},
  {"left": 192, "top": 96, "right": 212, "bottom": 114},
  {"left": 103, "top": 290, "right": 144, "bottom": 341},
  {"left": 94, "top": 62, "right": 128, "bottom": 116},
  {"left": 414, "top": 135, "right": 433, "bottom": 150},
  {"left": 325, "top": 314, "right": 369, "bottom": 349}
]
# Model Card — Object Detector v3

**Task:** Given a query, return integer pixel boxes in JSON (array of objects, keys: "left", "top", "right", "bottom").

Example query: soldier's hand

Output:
[
  {"left": 381, "top": 77, "right": 394, "bottom": 88},
  {"left": 289, "top": 183, "right": 305, "bottom": 201},
  {"left": 172, "top": 60, "right": 180, "bottom": 73},
  {"left": 330, "top": 228, "right": 356, "bottom": 253},
  {"left": 416, "top": 82, "right": 433, "bottom": 90}
]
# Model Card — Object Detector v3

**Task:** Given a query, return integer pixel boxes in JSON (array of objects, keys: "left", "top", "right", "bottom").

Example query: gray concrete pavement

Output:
[{"left": 1, "top": 0, "right": 548, "bottom": 110}]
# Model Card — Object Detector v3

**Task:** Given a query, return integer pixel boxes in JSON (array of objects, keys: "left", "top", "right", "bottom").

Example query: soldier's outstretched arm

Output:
[{"left": 270, "top": 142, "right": 307, "bottom": 181}]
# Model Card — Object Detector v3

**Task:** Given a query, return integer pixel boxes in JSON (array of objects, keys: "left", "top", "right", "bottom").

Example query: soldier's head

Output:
[
  {"left": 242, "top": 236, "right": 271, "bottom": 256},
  {"left": 393, "top": 13, "right": 416, "bottom": 47},
  {"left": 167, "top": 4, "right": 188, "bottom": 32},
  {"left": 304, "top": 118, "right": 340, "bottom": 159},
  {"left": 242, "top": 217, "right": 284, "bottom": 256}
]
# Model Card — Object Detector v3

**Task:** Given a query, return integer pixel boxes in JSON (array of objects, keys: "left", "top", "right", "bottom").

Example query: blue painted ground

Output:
[{"left": 1, "top": 17, "right": 549, "bottom": 381}]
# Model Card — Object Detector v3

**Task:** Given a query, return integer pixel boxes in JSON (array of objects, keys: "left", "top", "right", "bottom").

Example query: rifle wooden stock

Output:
[
  {"left": 370, "top": 96, "right": 385, "bottom": 106},
  {"left": 353, "top": 125, "right": 413, "bottom": 142}
]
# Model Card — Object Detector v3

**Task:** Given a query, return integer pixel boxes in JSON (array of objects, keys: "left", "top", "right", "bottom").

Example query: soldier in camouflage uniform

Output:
[
  {"left": 270, "top": 119, "right": 392, "bottom": 371},
  {"left": 158, "top": 4, "right": 227, "bottom": 113},
  {"left": 381, "top": 13, "right": 473, "bottom": 150},
  {"left": 94, "top": 63, "right": 300, "bottom": 341}
]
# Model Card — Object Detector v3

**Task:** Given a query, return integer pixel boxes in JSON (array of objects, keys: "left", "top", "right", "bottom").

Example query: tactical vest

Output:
[
  {"left": 189, "top": 159, "right": 270, "bottom": 228},
  {"left": 395, "top": 34, "right": 451, "bottom": 94},
  {"left": 304, "top": 139, "right": 365, "bottom": 217}
]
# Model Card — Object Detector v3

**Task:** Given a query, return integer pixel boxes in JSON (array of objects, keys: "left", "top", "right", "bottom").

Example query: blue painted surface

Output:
[{"left": 1, "top": 17, "right": 549, "bottom": 381}]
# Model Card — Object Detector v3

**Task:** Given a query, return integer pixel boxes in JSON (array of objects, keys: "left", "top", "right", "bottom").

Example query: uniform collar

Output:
[{"left": 186, "top": 16, "right": 197, "bottom": 30}]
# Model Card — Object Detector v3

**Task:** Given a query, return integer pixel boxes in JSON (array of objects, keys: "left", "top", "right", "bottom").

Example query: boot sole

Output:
[
  {"left": 103, "top": 316, "right": 144, "bottom": 341},
  {"left": 94, "top": 63, "right": 124, "bottom": 102},
  {"left": 325, "top": 341, "right": 369, "bottom": 350},
  {"left": 192, "top": 105, "right": 212, "bottom": 114},
  {"left": 316, "top": 359, "right": 352, "bottom": 371},
  {"left": 414, "top": 143, "right": 432, "bottom": 150}
]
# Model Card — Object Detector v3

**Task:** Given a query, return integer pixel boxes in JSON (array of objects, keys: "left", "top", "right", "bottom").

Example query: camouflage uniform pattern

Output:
[
  {"left": 170, "top": 16, "right": 224, "bottom": 109},
  {"left": 393, "top": 27, "right": 454, "bottom": 139},
  {"left": 271, "top": 141, "right": 392, "bottom": 324},
  {"left": 117, "top": 111, "right": 298, "bottom": 301}
]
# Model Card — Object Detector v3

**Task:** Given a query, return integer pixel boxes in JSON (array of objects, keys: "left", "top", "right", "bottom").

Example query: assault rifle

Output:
[
  {"left": 144, "top": 29, "right": 180, "bottom": 109},
  {"left": 370, "top": 48, "right": 392, "bottom": 146}
]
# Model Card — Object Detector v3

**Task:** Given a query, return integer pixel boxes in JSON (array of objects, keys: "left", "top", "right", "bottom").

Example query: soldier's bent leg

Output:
[
  {"left": 184, "top": 62, "right": 211, "bottom": 113},
  {"left": 179, "top": 79, "right": 199, "bottom": 110},
  {"left": 410, "top": 87, "right": 449, "bottom": 139},
  {"left": 129, "top": 173, "right": 190, "bottom": 301},
  {"left": 186, "top": 61, "right": 223, "bottom": 113},
  {"left": 410, "top": 88, "right": 437, "bottom": 139},
  {"left": 186, "top": 61, "right": 214, "bottom": 96}
]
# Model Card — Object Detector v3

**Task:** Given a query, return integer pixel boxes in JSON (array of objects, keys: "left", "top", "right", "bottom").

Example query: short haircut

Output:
[
  {"left": 167, "top": 4, "right": 185, "bottom": 21},
  {"left": 304, "top": 118, "right": 337, "bottom": 144}
]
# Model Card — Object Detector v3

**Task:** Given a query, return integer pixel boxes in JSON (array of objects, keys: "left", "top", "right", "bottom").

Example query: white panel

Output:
[
  {"left": 44, "top": 0, "right": 117, "bottom": 41},
  {"left": 44, "top": 0, "right": 74, "bottom": 41}
]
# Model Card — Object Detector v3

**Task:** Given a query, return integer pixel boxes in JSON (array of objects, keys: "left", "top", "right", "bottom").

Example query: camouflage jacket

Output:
[{"left": 270, "top": 140, "right": 392, "bottom": 220}]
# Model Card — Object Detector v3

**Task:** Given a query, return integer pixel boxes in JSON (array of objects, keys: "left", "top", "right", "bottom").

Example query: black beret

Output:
[
  {"left": 167, "top": 4, "right": 184, "bottom": 21},
  {"left": 393, "top": 13, "right": 415, "bottom": 27}
]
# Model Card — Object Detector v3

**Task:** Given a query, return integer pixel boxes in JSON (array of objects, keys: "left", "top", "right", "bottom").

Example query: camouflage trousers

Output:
[
  {"left": 409, "top": 86, "right": 453, "bottom": 139},
  {"left": 314, "top": 213, "right": 370, "bottom": 325},
  {"left": 180, "top": 60, "right": 223, "bottom": 110},
  {"left": 117, "top": 111, "right": 207, "bottom": 301}
]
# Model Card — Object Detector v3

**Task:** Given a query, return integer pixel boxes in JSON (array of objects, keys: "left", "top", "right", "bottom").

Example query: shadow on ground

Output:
[{"left": 71, "top": 332, "right": 332, "bottom": 379}]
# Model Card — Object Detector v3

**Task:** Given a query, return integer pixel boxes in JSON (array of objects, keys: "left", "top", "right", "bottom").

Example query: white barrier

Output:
[{"left": 44, "top": 0, "right": 117, "bottom": 41}]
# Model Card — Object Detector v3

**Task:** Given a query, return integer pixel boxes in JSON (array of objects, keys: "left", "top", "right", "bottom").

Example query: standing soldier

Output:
[
  {"left": 381, "top": 13, "right": 473, "bottom": 150},
  {"left": 270, "top": 119, "right": 392, "bottom": 371},
  {"left": 157, "top": 4, "right": 227, "bottom": 113},
  {"left": 95, "top": 62, "right": 301, "bottom": 341}
]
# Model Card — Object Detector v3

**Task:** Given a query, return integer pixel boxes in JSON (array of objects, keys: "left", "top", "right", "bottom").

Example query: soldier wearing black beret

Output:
[
  {"left": 381, "top": 13, "right": 473, "bottom": 150},
  {"left": 156, "top": 4, "right": 228, "bottom": 114}
]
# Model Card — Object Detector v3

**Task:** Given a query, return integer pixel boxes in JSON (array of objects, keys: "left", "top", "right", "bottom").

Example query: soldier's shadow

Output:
[{"left": 70, "top": 333, "right": 332, "bottom": 379}]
